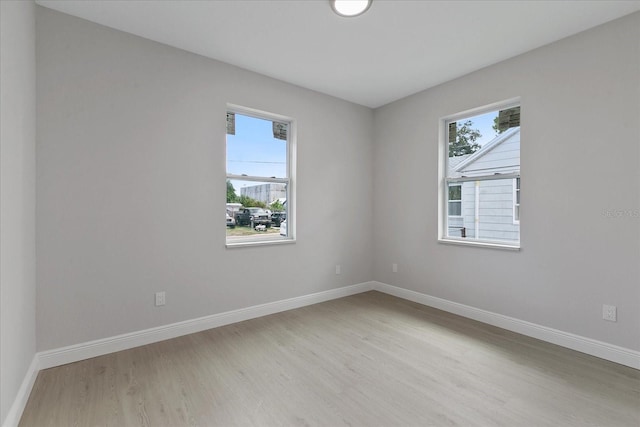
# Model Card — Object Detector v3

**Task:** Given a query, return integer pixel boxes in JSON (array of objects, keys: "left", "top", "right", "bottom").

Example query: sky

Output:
[
  {"left": 461, "top": 110, "right": 500, "bottom": 147},
  {"left": 226, "top": 113, "right": 287, "bottom": 198}
]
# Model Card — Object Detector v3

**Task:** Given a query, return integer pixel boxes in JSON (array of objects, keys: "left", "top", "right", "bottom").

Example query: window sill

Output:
[
  {"left": 438, "top": 238, "right": 520, "bottom": 251},
  {"left": 226, "top": 238, "right": 296, "bottom": 249}
]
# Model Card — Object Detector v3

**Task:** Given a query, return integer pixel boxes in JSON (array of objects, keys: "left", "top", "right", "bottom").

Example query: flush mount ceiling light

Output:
[{"left": 331, "top": 0, "right": 372, "bottom": 18}]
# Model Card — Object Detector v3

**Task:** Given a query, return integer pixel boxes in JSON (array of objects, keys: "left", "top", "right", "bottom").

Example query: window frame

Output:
[
  {"left": 513, "top": 177, "right": 520, "bottom": 224},
  {"left": 438, "top": 98, "right": 521, "bottom": 250},
  {"left": 225, "top": 104, "right": 296, "bottom": 248}
]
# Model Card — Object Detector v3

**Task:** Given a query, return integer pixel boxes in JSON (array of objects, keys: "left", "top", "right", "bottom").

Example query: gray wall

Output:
[
  {"left": 36, "top": 7, "right": 374, "bottom": 351},
  {"left": 0, "top": 0, "right": 37, "bottom": 423},
  {"left": 373, "top": 12, "right": 640, "bottom": 351},
  {"left": 33, "top": 6, "right": 640, "bottom": 358}
]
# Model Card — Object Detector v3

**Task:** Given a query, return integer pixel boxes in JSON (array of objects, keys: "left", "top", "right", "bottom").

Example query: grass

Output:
[{"left": 226, "top": 225, "right": 281, "bottom": 237}]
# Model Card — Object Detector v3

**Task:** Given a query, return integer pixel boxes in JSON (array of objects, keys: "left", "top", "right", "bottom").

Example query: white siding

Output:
[
  {"left": 447, "top": 216, "right": 465, "bottom": 237},
  {"left": 459, "top": 180, "right": 519, "bottom": 242},
  {"left": 447, "top": 129, "right": 520, "bottom": 243}
]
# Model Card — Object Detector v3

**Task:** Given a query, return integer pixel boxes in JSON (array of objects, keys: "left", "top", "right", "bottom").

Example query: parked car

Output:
[
  {"left": 234, "top": 207, "right": 271, "bottom": 227},
  {"left": 226, "top": 212, "right": 236, "bottom": 228},
  {"left": 271, "top": 211, "right": 286, "bottom": 226},
  {"left": 279, "top": 220, "right": 287, "bottom": 237}
]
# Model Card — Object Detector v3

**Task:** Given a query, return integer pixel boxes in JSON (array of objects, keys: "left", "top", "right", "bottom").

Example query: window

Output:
[
  {"left": 226, "top": 106, "right": 295, "bottom": 246},
  {"left": 448, "top": 184, "right": 462, "bottom": 216},
  {"left": 440, "top": 100, "right": 520, "bottom": 248}
]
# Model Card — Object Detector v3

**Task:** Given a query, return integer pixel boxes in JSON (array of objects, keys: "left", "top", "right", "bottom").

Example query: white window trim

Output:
[
  {"left": 438, "top": 97, "right": 521, "bottom": 250},
  {"left": 513, "top": 177, "right": 520, "bottom": 225},
  {"left": 225, "top": 104, "right": 296, "bottom": 247}
]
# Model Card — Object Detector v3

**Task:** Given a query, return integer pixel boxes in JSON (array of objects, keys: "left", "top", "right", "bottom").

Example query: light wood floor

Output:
[{"left": 20, "top": 291, "right": 640, "bottom": 426}]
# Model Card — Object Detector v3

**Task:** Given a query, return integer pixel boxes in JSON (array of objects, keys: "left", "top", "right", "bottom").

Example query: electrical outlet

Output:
[
  {"left": 602, "top": 304, "right": 616, "bottom": 322},
  {"left": 392, "top": 263, "right": 398, "bottom": 273},
  {"left": 155, "top": 291, "right": 166, "bottom": 307},
  {"left": 335, "top": 265, "right": 341, "bottom": 275}
]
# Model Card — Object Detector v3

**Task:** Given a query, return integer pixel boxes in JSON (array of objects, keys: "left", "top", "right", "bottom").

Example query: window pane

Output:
[
  {"left": 449, "top": 185, "right": 461, "bottom": 201},
  {"left": 448, "top": 110, "right": 501, "bottom": 160},
  {"left": 448, "top": 201, "right": 461, "bottom": 216},
  {"left": 226, "top": 108, "right": 293, "bottom": 246},
  {"left": 446, "top": 178, "right": 520, "bottom": 244},
  {"left": 443, "top": 103, "right": 520, "bottom": 246},
  {"left": 226, "top": 113, "right": 287, "bottom": 178},
  {"left": 226, "top": 179, "right": 288, "bottom": 243},
  {"left": 448, "top": 184, "right": 462, "bottom": 216}
]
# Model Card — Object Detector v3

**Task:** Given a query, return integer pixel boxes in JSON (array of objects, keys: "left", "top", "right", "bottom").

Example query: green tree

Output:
[
  {"left": 226, "top": 180, "right": 238, "bottom": 203},
  {"left": 270, "top": 200, "right": 285, "bottom": 212},
  {"left": 238, "top": 195, "right": 266, "bottom": 209},
  {"left": 449, "top": 120, "right": 482, "bottom": 157}
]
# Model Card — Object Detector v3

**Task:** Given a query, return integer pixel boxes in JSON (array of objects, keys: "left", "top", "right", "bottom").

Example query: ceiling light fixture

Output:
[{"left": 331, "top": 0, "right": 372, "bottom": 18}]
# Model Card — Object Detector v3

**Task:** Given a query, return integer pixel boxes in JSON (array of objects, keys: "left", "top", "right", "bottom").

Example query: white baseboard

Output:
[
  {"left": 373, "top": 281, "right": 640, "bottom": 370},
  {"left": 38, "top": 281, "right": 375, "bottom": 370},
  {"left": 7, "top": 284, "right": 373, "bottom": 426},
  {"left": 2, "top": 356, "right": 39, "bottom": 427},
  {"left": 6, "top": 279, "right": 639, "bottom": 427},
  {"left": 34, "top": 280, "right": 640, "bottom": 370}
]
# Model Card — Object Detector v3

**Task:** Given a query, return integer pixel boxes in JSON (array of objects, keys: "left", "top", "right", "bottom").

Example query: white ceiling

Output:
[{"left": 36, "top": 0, "right": 640, "bottom": 108}]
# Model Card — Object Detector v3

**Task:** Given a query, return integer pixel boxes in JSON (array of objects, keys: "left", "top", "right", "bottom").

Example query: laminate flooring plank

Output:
[{"left": 19, "top": 291, "right": 640, "bottom": 426}]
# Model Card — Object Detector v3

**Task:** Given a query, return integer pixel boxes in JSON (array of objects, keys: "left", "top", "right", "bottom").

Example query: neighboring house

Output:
[{"left": 448, "top": 127, "right": 520, "bottom": 242}]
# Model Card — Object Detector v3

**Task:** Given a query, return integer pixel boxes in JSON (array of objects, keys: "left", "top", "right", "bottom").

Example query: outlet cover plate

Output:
[
  {"left": 155, "top": 291, "right": 166, "bottom": 306},
  {"left": 602, "top": 304, "right": 616, "bottom": 322}
]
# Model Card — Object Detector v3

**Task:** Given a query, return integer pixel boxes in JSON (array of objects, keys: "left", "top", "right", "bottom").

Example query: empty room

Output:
[{"left": 1, "top": 0, "right": 639, "bottom": 426}]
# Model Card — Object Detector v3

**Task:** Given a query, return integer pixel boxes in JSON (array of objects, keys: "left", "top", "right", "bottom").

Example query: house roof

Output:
[
  {"left": 452, "top": 127, "right": 520, "bottom": 173},
  {"left": 447, "top": 154, "right": 471, "bottom": 178},
  {"left": 448, "top": 154, "right": 471, "bottom": 170}
]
